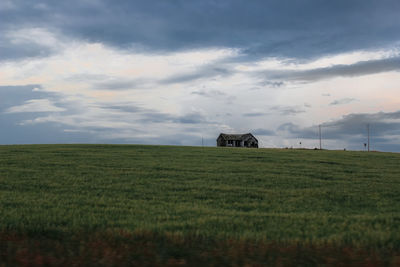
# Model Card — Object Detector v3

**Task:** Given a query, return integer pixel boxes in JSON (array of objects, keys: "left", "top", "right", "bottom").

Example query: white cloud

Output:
[
  {"left": 6, "top": 28, "right": 63, "bottom": 49},
  {"left": 5, "top": 99, "right": 65, "bottom": 113},
  {"left": 243, "top": 48, "right": 400, "bottom": 72}
]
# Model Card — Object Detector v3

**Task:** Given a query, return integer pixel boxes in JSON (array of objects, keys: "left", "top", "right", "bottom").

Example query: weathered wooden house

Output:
[{"left": 216, "top": 133, "right": 258, "bottom": 148}]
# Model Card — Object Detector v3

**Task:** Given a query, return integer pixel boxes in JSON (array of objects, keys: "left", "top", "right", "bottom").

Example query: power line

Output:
[
  {"left": 319, "top": 124, "right": 322, "bottom": 150},
  {"left": 367, "top": 124, "right": 370, "bottom": 152}
]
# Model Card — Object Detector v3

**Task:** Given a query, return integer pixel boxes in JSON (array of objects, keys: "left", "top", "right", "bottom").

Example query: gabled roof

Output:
[{"left": 217, "top": 133, "right": 258, "bottom": 141}]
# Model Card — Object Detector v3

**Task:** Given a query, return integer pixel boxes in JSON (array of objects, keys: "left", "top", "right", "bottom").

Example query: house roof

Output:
[{"left": 217, "top": 133, "right": 258, "bottom": 142}]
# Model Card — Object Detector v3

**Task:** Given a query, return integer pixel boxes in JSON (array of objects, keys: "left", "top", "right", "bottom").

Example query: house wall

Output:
[
  {"left": 243, "top": 137, "right": 258, "bottom": 148},
  {"left": 217, "top": 137, "right": 227, "bottom": 146}
]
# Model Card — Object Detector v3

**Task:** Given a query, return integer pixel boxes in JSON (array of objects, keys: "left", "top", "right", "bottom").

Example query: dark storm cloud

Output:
[
  {"left": 0, "top": 85, "right": 93, "bottom": 144},
  {"left": 0, "top": 40, "right": 54, "bottom": 61},
  {"left": 65, "top": 74, "right": 109, "bottom": 82},
  {"left": 93, "top": 79, "right": 146, "bottom": 90},
  {"left": 161, "top": 66, "right": 233, "bottom": 85},
  {"left": 140, "top": 112, "right": 208, "bottom": 125},
  {"left": 258, "top": 56, "right": 400, "bottom": 83},
  {"left": 2, "top": 0, "right": 400, "bottom": 60},
  {"left": 278, "top": 123, "right": 315, "bottom": 138},
  {"left": 65, "top": 74, "right": 146, "bottom": 90},
  {"left": 0, "top": 85, "right": 57, "bottom": 110},
  {"left": 0, "top": 113, "right": 96, "bottom": 144},
  {"left": 107, "top": 132, "right": 207, "bottom": 146},
  {"left": 191, "top": 90, "right": 226, "bottom": 98},
  {"left": 66, "top": 73, "right": 153, "bottom": 90},
  {"left": 175, "top": 113, "right": 208, "bottom": 124},
  {"left": 330, "top": 98, "right": 357, "bottom": 106},
  {"left": 259, "top": 81, "right": 285, "bottom": 88},
  {"left": 0, "top": 85, "right": 214, "bottom": 144},
  {"left": 95, "top": 102, "right": 211, "bottom": 125},
  {"left": 270, "top": 106, "right": 305, "bottom": 116},
  {"left": 322, "top": 112, "right": 400, "bottom": 137},
  {"left": 243, "top": 112, "right": 267, "bottom": 117},
  {"left": 101, "top": 104, "right": 143, "bottom": 114},
  {"left": 74, "top": 102, "right": 211, "bottom": 126},
  {"left": 252, "top": 128, "right": 275, "bottom": 136},
  {"left": 279, "top": 111, "right": 400, "bottom": 139},
  {"left": 242, "top": 106, "right": 305, "bottom": 117},
  {"left": 277, "top": 111, "right": 400, "bottom": 151}
]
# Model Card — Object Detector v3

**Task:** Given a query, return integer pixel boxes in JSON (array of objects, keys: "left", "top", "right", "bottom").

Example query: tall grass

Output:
[{"left": 1, "top": 144, "right": 399, "bottom": 264}]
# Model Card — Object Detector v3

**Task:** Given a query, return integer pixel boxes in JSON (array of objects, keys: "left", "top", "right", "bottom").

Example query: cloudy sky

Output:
[{"left": 1, "top": 0, "right": 400, "bottom": 151}]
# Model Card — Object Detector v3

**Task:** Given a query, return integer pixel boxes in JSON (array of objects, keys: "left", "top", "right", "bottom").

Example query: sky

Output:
[{"left": 1, "top": 0, "right": 400, "bottom": 151}]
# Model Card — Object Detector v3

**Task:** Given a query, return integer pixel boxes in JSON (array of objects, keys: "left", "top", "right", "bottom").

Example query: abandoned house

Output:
[{"left": 216, "top": 133, "right": 258, "bottom": 148}]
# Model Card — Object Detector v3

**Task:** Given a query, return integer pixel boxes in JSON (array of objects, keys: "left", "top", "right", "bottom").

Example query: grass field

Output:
[{"left": 1, "top": 144, "right": 400, "bottom": 265}]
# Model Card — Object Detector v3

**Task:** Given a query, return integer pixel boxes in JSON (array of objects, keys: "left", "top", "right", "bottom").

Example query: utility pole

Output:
[
  {"left": 319, "top": 124, "right": 322, "bottom": 150},
  {"left": 367, "top": 124, "right": 370, "bottom": 152}
]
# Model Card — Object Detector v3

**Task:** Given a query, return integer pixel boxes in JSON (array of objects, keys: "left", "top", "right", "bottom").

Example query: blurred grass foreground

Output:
[{"left": 1, "top": 144, "right": 400, "bottom": 265}]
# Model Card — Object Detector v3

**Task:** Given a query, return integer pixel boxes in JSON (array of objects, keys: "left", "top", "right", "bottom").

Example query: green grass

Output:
[{"left": 1, "top": 144, "right": 399, "bottom": 265}]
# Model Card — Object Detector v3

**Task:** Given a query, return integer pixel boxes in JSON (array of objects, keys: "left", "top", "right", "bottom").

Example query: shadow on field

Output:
[{"left": 1, "top": 230, "right": 399, "bottom": 266}]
